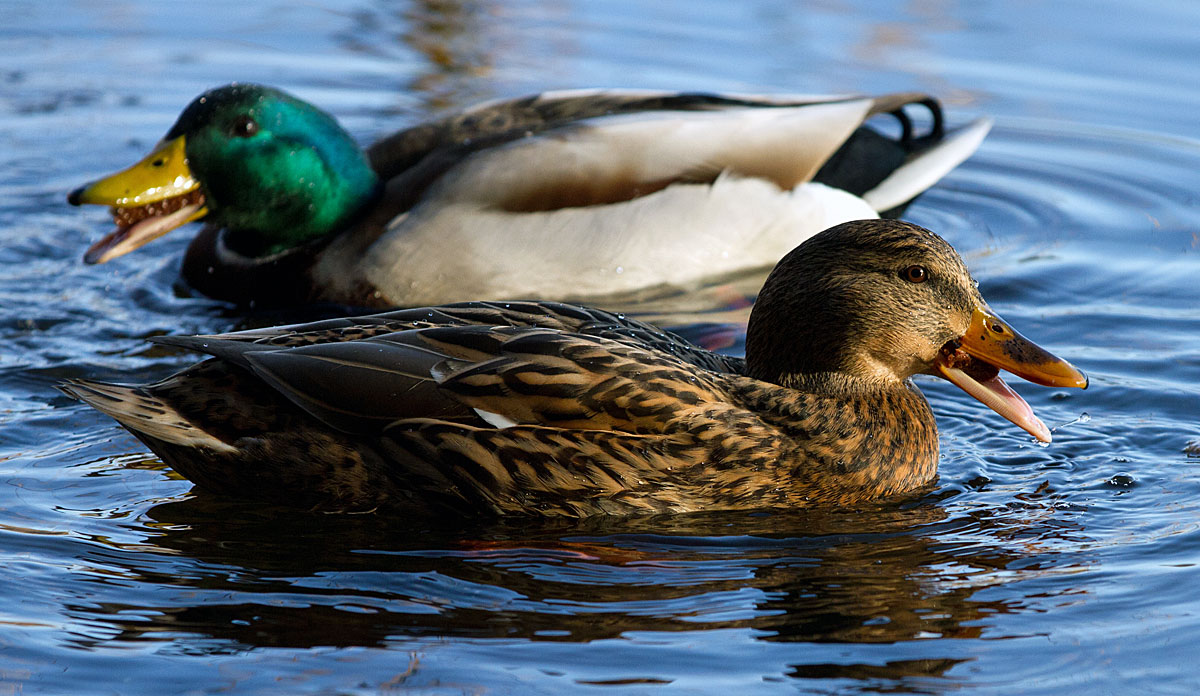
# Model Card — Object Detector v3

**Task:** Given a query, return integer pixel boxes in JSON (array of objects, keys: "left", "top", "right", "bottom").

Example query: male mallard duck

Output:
[
  {"left": 60, "top": 220, "right": 1086, "bottom": 516},
  {"left": 68, "top": 84, "right": 991, "bottom": 308}
]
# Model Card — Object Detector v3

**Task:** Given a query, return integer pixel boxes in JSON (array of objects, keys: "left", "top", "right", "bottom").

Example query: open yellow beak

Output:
[
  {"left": 937, "top": 306, "right": 1087, "bottom": 443},
  {"left": 67, "top": 136, "right": 207, "bottom": 264}
]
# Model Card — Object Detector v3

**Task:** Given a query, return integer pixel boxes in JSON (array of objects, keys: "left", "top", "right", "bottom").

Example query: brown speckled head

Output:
[{"left": 746, "top": 219, "right": 983, "bottom": 388}]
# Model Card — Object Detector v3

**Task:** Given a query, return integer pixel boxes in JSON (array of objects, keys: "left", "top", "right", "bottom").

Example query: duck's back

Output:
[{"left": 314, "top": 90, "right": 990, "bottom": 307}]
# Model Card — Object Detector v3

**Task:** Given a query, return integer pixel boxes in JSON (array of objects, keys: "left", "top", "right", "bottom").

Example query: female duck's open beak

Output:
[
  {"left": 67, "top": 136, "right": 208, "bottom": 264},
  {"left": 936, "top": 306, "right": 1088, "bottom": 443}
]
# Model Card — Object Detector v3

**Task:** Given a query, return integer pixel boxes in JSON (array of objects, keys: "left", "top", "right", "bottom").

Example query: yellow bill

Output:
[{"left": 68, "top": 136, "right": 207, "bottom": 264}]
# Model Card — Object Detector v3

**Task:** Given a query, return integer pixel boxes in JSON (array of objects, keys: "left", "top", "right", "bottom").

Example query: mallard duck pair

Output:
[
  {"left": 69, "top": 84, "right": 991, "bottom": 308},
  {"left": 64, "top": 85, "right": 1086, "bottom": 516},
  {"left": 62, "top": 219, "right": 1088, "bottom": 517}
]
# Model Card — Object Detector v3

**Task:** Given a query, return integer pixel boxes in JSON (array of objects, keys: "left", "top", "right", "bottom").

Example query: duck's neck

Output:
[
  {"left": 738, "top": 373, "right": 940, "bottom": 501},
  {"left": 185, "top": 165, "right": 382, "bottom": 307},
  {"left": 775, "top": 370, "right": 897, "bottom": 395},
  {"left": 218, "top": 176, "right": 382, "bottom": 259},
  {"left": 181, "top": 225, "right": 324, "bottom": 307}
]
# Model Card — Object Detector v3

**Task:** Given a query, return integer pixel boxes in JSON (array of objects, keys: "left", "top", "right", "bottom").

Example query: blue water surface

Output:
[{"left": 3, "top": 1, "right": 1200, "bottom": 693}]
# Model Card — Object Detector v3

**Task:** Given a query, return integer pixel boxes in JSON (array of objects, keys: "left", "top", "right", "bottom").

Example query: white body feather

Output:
[
  {"left": 357, "top": 179, "right": 872, "bottom": 304},
  {"left": 313, "top": 92, "right": 991, "bottom": 305}
]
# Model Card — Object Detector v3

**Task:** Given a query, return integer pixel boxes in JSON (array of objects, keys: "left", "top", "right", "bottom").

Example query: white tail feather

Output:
[{"left": 861, "top": 117, "right": 993, "bottom": 212}]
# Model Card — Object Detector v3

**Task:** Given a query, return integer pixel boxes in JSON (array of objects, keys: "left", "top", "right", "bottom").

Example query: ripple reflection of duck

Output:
[
  {"left": 61, "top": 220, "right": 1087, "bottom": 516},
  {"left": 71, "top": 496, "right": 1037, "bottom": 681}
]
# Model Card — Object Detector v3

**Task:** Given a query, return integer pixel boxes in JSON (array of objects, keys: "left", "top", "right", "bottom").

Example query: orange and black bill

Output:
[{"left": 937, "top": 306, "right": 1087, "bottom": 443}]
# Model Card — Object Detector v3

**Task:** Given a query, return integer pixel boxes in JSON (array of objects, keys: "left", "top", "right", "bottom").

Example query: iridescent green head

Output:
[{"left": 69, "top": 83, "right": 380, "bottom": 262}]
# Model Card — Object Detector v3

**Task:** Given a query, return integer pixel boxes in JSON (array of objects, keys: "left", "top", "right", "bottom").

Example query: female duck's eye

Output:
[
  {"left": 901, "top": 265, "right": 928, "bottom": 283},
  {"left": 231, "top": 115, "right": 259, "bottom": 138}
]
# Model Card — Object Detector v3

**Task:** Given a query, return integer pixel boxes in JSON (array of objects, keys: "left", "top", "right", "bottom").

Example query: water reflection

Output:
[
  {"left": 401, "top": 0, "right": 496, "bottom": 109},
  {"left": 56, "top": 495, "right": 1089, "bottom": 688},
  {"left": 338, "top": 0, "right": 498, "bottom": 112}
]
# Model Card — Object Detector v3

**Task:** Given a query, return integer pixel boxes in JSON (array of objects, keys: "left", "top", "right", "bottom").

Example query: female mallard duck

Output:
[
  {"left": 60, "top": 220, "right": 1086, "bottom": 516},
  {"left": 68, "top": 84, "right": 990, "bottom": 308}
]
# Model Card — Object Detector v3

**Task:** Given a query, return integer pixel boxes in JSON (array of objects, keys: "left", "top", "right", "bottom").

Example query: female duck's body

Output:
[
  {"left": 71, "top": 86, "right": 991, "bottom": 309},
  {"left": 61, "top": 221, "right": 1088, "bottom": 516}
]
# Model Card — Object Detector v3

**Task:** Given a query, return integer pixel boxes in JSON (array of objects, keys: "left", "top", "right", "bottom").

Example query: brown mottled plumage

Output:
[{"left": 60, "top": 220, "right": 1087, "bottom": 516}]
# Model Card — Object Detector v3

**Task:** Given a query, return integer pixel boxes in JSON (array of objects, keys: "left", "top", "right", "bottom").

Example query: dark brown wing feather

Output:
[
  {"left": 155, "top": 323, "right": 730, "bottom": 438},
  {"left": 160, "top": 301, "right": 745, "bottom": 373},
  {"left": 431, "top": 329, "right": 728, "bottom": 433}
]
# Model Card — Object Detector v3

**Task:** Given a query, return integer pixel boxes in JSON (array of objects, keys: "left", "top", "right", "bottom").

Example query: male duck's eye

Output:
[
  {"left": 231, "top": 115, "right": 259, "bottom": 138},
  {"left": 901, "top": 265, "right": 928, "bottom": 283}
]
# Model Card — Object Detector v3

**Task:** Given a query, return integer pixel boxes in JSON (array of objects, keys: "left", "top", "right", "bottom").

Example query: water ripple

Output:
[{"left": 4, "top": 8, "right": 1200, "bottom": 692}]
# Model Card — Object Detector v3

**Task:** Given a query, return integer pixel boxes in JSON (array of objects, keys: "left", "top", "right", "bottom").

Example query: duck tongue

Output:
[{"left": 937, "top": 358, "right": 1051, "bottom": 443}]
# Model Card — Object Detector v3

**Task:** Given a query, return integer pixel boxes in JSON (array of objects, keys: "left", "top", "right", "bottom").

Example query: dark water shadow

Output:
[{"left": 58, "top": 492, "right": 1090, "bottom": 688}]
